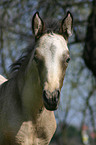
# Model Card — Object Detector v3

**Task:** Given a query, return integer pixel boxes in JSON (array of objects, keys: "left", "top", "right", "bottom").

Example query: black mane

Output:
[
  {"left": 44, "top": 19, "right": 60, "bottom": 34},
  {"left": 10, "top": 41, "right": 35, "bottom": 76},
  {"left": 10, "top": 19, "right": 61, "bottom": 76}
]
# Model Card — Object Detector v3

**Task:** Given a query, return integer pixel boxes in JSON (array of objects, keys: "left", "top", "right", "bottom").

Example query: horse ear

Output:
[
  {"left": 32, "top": 12, "right": 44, "bottom": 37},
  {"left": 60, "top": 11, "right": 73, "bottom": 38}
]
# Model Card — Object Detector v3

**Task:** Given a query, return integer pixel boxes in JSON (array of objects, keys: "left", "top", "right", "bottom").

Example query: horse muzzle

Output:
[{"left": 43, "top": 89, "right": 60, "bottom": 111}]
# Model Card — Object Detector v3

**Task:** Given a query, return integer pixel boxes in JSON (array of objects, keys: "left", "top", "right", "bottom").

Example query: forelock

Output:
[{"left": 44, "top": 19, "right": 60, "bottom": 34}]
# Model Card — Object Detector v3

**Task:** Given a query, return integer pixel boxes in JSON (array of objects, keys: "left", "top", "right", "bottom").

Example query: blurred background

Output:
[{"left": 0, "top": 0, "right": 96, "bottom": 144}]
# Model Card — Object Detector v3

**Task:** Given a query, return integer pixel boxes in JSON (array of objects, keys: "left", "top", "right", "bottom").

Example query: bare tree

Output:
[{"left": 0, "top": 0, "right": 96, "bottom": 144}]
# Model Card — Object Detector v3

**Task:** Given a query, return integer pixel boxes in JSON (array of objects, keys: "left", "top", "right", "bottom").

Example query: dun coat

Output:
[{"left": 0, "top": 11, "right": 73, "bottom": 145}]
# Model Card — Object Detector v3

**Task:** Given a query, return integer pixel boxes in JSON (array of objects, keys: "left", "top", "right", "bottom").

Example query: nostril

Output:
[
  {"left": 43, "top": 90, "right": 46, "bottom": 97},
  {"left": 43, "top": 90, "right": 47, "bottom": 102},
  {"left": 57, "top": 90, "right": 60, "bottom": 98},
  {"left": 52, "top": 90, "right": 60, "bottom": 103},
  {"left": 53, "top": 90, "right": 60, "bottom": 98},
  {"left": 43, "top": 90, "right": 50, "bottom": 103},
  {"left": 54, "top": 97, "right": 57, "bottom": 103}
]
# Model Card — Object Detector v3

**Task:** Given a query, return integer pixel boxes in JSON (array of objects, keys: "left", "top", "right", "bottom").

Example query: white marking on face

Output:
[{"left": 35, "top": 33, "right": 69, "bottom": 92}]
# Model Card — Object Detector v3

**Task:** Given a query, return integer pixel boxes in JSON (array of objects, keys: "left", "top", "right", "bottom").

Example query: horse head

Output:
[{"left": 32, "top": 12, "right": 73, "bottom": 111}]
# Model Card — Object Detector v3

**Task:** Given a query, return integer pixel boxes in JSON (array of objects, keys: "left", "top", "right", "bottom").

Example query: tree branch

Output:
[{"left": 55, "top": 0, "right": 92, "bottom": 8}]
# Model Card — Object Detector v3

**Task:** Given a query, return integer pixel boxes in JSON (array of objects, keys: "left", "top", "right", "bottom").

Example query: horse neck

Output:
[{"left": 17, "top": 55, "right": 43, "bottom": 118}]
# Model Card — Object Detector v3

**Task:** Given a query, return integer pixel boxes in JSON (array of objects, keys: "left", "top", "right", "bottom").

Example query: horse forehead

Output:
[{"left": 37, "top": 33, "right": 68, "bottom": 56}]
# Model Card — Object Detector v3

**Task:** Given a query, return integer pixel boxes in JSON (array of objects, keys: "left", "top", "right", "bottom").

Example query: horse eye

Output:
[{"left": 66, "top": 57, "right": 70, "bottom": 63}]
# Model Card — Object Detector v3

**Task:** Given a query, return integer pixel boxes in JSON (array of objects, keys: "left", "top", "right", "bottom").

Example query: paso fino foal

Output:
[{"left": 0, "top": 11, "right": 73, "bottom": 145}]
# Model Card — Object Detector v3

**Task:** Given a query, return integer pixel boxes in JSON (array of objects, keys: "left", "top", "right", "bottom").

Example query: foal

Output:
[{"left": 0, "top": 11, "right": 73, "bottom": 145}]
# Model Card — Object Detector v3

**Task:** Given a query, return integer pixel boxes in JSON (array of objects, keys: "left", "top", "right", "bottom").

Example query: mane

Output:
[
  {"left": 9, "top": 19, "right": 61, "bottom": 77},
  {"left": 44, "top": 19, "right": 60, "bottom": 34},
  {"left": 9, "top": 41, "right": 35, "bottom": 77}
]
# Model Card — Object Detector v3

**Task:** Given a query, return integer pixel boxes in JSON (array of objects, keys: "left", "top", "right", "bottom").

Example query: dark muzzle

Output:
[{"left": 43, "top": 90, "right": 60, "bottom": 111}]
